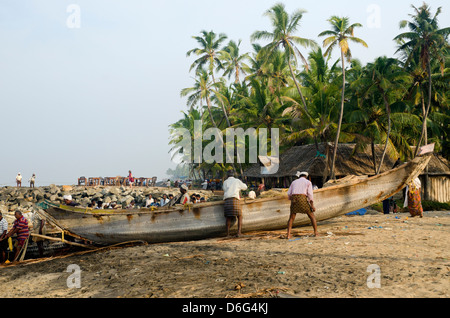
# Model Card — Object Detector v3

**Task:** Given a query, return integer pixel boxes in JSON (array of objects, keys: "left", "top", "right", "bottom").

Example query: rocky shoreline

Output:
[{"left": 2, "top": 185, "right": 216, "bottom": 209}]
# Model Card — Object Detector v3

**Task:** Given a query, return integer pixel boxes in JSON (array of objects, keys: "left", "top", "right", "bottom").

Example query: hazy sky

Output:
[{"left": 0, "top": 0, "right": 448, "bottom": 186}]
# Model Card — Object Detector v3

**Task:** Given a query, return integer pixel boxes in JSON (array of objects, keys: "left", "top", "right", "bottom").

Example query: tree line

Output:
[{"left": 169, "top": 2, "right": 449, "bottom": 181}]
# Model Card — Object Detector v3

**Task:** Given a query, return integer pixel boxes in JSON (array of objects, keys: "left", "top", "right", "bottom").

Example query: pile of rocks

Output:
[{"left": 0, "top": 185, "right": 215, "bottom": 213}]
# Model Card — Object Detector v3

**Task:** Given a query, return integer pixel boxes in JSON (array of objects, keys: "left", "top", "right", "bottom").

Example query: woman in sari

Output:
[{"left": 404, "top": 177, "right": 423, "bottom": 217}]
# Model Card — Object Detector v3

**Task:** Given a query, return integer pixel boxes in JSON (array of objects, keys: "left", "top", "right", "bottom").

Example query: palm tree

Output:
[
  {"left": 180, "top": 69, "right": 219, "bottom": 124},
  {"left": 180, "top": 69, "right": 237, "bottom": 173},
  {"left": 318, "top": 16, "right": 368, "bottom": 180},
  {"left": 354, "top": 57, "right": 411, "bottom": 174},
  {"left": 231, "top": 78, "right": 290, "bottom": 162},
  {"left": 394, "top": 3, "right": 450, "bottom": 156},
  {"left": 251, "top": 2, "right": 317, "bottom": 112},
  {"left": 283, "top": 47, "right": 341, "bottom": 181},
  {"left": 168, "top": 108, "right": 208, "bottom": 179},
  {"left": 187, "top": 30, "right": 228, "bottom": 81},
  {"left": 186, "top": 31, "right": 235, "bottom": 127},
  {"left": 219, "top": 40, "right": 251, "bottom": 84},
  {"left": 283, "top": 47, "right": 340, "bottom": 146}
]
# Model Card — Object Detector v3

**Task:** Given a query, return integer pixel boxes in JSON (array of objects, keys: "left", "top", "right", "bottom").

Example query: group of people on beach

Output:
[
  {"left": 15, "top": 173, "right": 36, "bottom": 188},
  {"left": 220, "top": 165, "right": 424, "bottom": 238},
  {"left": 219, "top": 169, "right": 317, "bottom": 238},
  {"left": 73, "top": 189, "right": 207, "bottom": 211}
]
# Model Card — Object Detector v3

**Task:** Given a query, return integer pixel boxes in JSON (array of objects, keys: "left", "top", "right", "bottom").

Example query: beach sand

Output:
[{"left": 0, "top": 211, "right": 448, "bottom": 298}]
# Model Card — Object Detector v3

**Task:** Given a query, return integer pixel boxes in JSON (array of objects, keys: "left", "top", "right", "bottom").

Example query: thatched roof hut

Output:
[
  {"left": 416, "top": 152, "right": 449, "bottom": 202},
  {"left": 244, "top": 143, "right": 397, "bottom": 188}
]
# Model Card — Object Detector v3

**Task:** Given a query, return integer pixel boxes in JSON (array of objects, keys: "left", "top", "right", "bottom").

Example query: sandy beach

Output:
[{"left": 0, "top": 210, "right": 448, "bottom": 299}]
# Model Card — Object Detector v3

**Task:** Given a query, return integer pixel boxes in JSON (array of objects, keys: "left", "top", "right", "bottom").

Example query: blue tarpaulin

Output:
[{"left": 345, "top": 208, "right": 367, "bottom": 216}]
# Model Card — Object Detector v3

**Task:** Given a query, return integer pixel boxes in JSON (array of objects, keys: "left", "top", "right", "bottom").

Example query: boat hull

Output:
[{"left": 43, "top": 154, "right": 431, "bottom": 244}]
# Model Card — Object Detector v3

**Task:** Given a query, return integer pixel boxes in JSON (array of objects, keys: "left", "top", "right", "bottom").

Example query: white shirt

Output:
[
  {"left": 16, "top": 175, "right": 22, "bottom": 181},
  {"left": 223, "top": 177, "right": 247, "bottom": 200},
  {"left": 160, "top": 198, "right": 169, "bottom": 206},
  {"left": 145, "top": 198, "right": 154, "bottom": 207},
  {"left": 0, "top": 218, "right": 8, "bottom": 234}
]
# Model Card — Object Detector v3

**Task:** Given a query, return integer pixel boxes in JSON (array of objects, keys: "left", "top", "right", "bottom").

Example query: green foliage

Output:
[{"left": 171, "top": 2, "right": 449, "bottom": 179}]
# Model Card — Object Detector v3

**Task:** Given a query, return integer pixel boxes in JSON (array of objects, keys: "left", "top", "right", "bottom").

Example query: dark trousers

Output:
[{"left": 382, "top": 198, "right": 391, "bottom": 214}]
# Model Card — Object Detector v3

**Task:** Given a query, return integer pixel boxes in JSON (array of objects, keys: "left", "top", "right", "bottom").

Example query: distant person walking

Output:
[
  {"left": 29, "top": 174, "right": 36, "bottom": 188},
  {"left": 128, "top": 170, "right": 134, "bottom": 188},
  {"left": 223, "top": 170, "right": 248, "bottom": 237},
  {"left": 16, "top": 173, "right": 22, "bottom": 188},
  {"left": 287, "top": 171, "right": 318, "bottom": 238}
]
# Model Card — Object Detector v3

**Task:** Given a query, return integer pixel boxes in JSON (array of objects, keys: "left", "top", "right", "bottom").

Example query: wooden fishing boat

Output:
[{"left": 41, "top": 152, "right": 432, "bottom": 245}]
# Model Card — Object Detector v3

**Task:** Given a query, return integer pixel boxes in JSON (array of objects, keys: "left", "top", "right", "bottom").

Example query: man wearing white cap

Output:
[
  {"left": 63, "top": 195, "right": 79, "bottom": 207},
  {"left": 177, "top": 184, "right": 190, "bottom": 205},
  {"left": 287, "top": 171, "right": 318, "bottom": 238}
]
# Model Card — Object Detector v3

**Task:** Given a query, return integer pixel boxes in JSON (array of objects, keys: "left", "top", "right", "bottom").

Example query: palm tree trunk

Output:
[
  {"left": 371, "top": 141, "right": 377, "bottom": 174},
  {"left": 210, "top": 73, "right": 244, "bottom": 177},
  {"left": 412, "top": 59, "right": 432, "bottom": 200},
  {"left": 414, "top": 58, "right": 432, "bottom": 157},
  {"left": 322, "top": 142, "right": 331, "bottom": 184},
  {"left": 330, "top": 50, "right": 346, "bottom": 180},
  {"left": 205, "top": 96, "right": 237, "bottom": 173},
  {"left": 287, "top": 58, "right": 308, "bottom": 111},
  {"left": 376, "top": 92, "right": 391, "bottom": 175}
]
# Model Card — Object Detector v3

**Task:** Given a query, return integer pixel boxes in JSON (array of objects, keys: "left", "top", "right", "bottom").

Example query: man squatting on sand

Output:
[
  {"left": 222, "top": 170, "right": 247, "bottom": 237},
  {"left": 287, "top": 171, "right": 318, "bottom": 238}
]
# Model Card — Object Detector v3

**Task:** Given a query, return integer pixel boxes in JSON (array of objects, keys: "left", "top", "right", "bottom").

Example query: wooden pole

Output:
[{"left": 30, "top": 233, "right": 96, "bottom": 249}]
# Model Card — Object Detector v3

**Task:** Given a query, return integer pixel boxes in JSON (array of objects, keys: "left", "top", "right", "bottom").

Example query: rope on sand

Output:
[{"left": 0, "top": 240, "right": 148, "bottom": 268}]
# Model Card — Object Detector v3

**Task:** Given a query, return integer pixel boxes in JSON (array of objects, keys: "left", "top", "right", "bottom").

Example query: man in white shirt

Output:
[
  {"left": 145, "top": 194, "right": 154, "bottom": 208},
  {"left": 29, "top": 174, "right": 36, "bottom": 188},
  {"left": 16, "top": 173, "right": 22, "bottom": 188},
  {"left": 222, "top": 170, "right": 248, "bottom": 237}
]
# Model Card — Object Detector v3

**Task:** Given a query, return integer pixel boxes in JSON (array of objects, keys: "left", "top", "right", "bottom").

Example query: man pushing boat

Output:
[
  {"left": 287, "top": 171, "right": 318, "bottom": 238},
  {"left": 222, "top": 170, "right": 248, "bottom": 237}
]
